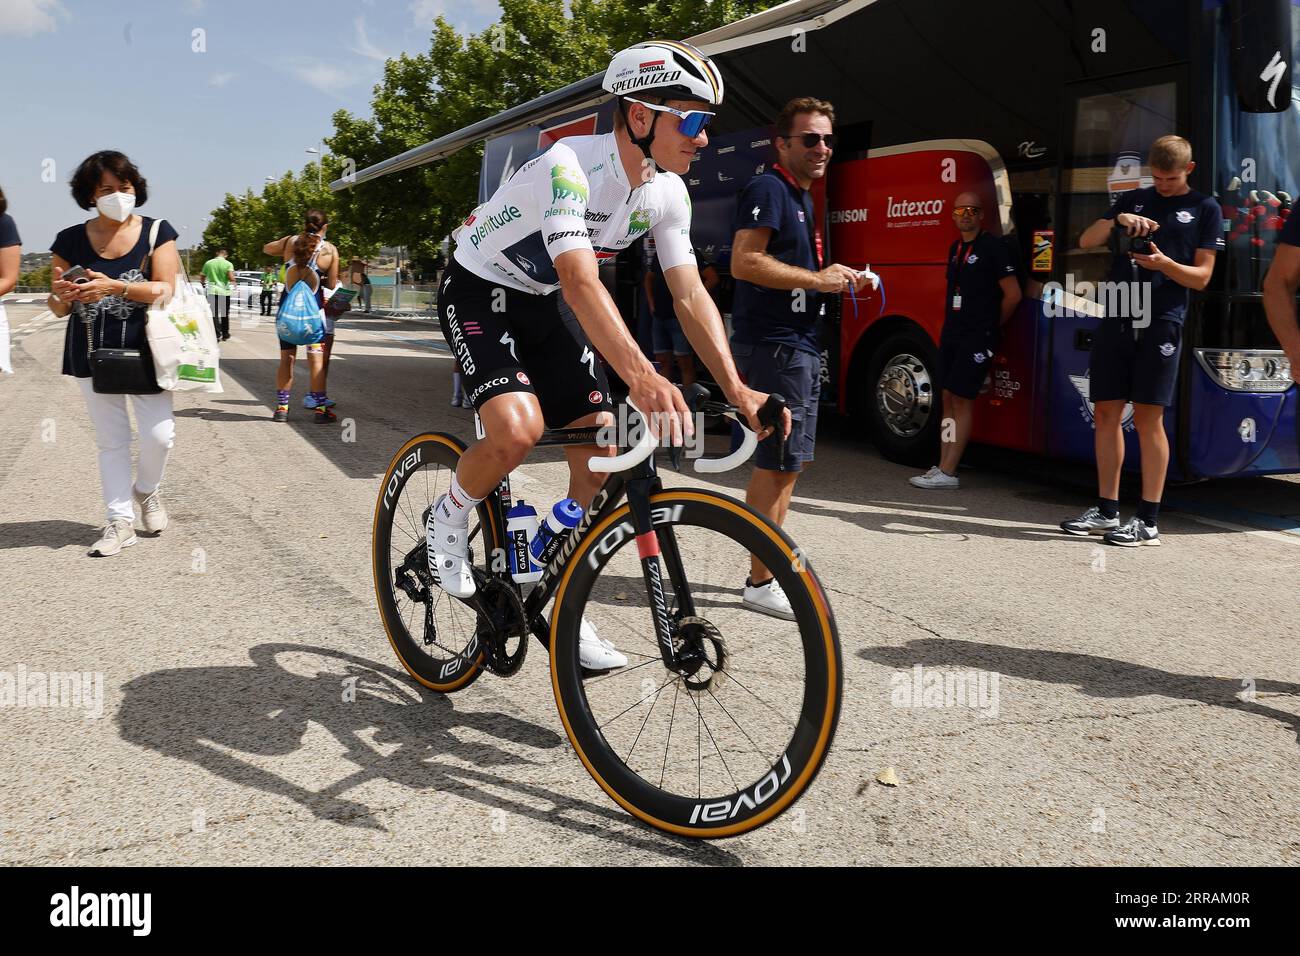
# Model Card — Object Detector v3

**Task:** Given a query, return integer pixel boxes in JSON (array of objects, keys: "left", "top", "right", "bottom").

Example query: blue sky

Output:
[{"left": 0, "top": 0, "right": 503, "bottom": 257}]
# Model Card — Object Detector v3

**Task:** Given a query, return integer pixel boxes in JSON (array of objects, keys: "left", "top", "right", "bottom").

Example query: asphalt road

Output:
[{"left": 2, "top": 297, "right": 1298, "bottom": 865}]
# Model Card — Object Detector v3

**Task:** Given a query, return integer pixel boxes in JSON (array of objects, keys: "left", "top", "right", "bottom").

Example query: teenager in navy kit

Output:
[
  {"left": 910, "top": 190, "right": 1021, "bottom": 489},
  {"left": 731, "top": 96, "right": 873, "bottom": 618},
  {"left": 1061, "top": 135, "right": 1222, "bottom": 546}
]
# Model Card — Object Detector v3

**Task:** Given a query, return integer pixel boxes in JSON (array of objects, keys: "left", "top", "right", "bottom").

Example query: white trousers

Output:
[
  {"left": 76, "top": 378, "right": 175, "bottom": 523},
  {"left": 0, "top": 304, "right": 12, "bottom": 373}
]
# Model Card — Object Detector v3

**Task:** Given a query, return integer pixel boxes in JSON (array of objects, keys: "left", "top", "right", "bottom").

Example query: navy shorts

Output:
[
  {"left": 1089, "top": 316, "right": 1182, "bottom": 407},
  {"left": 652, "top": 310, "right": 691, "bottom": 356},
  {"left": 938, "top": 333, "right": 997, "bottom": 400},
  {"left": 732, "top": 341, "right": 820, "bottom": 472}
]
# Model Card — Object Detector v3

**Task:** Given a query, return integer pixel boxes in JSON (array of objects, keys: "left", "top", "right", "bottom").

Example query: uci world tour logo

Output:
[
  {"left": 627, "top": 209, "right": 651, "bottom": 237},
  {"left": 1070, "top": 372, "right": 1135, "bottom": 432},
  {"left": 550, "top": 165, "right": 588, "bottom": 204}
]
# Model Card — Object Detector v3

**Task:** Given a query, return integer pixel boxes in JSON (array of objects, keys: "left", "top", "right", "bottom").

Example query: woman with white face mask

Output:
[{"left": 47, "top": 151, "right": 182, "bottom": 557}]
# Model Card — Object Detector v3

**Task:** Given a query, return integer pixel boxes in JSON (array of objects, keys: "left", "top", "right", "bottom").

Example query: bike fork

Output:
[{"left": 626, "top": 477, "right": 682, "bottom": 669}]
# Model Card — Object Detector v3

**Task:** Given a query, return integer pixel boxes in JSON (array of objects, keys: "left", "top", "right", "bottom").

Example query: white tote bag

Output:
[{"left": 147, "top": 271, "right": 222, "bottom": 393}]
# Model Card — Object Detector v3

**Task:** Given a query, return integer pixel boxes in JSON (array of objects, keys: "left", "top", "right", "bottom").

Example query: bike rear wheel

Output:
[
  {"left": 372, "top": 433, "right": 502, "bottom": 692},
  {"left": 549, "top": 489, "right": 841, "bottom": 838}
]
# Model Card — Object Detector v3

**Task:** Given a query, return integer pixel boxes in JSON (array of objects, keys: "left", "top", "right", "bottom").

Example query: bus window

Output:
[
  {"left": 1214, "top": 4, "right": 1300, "bottom": 296},
  {"left": 1061, "top": 82, "right": 1178, "bottom": 295}
]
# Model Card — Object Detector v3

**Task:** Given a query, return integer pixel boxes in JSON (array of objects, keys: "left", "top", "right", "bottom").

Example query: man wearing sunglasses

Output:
[
  {"left": 730, "top": 96, "right": 874, "bottom": 619},
  {"left": 910, "top": 191, "right": 1021, "bottom": 489},
  {"left": 427, "top": 41, "right": 790, "bottom": 669}
]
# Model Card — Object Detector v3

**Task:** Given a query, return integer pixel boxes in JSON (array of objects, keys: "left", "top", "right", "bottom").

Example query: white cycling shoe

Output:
[
  {"left": 427, "top": 495, "right": 476, "bottom": 598},
  {"left": 579, "top": 618, "right": 627, "bottom": 670}
]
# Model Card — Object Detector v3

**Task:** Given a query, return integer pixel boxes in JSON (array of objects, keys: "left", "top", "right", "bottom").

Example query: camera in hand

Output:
[{"left": 1110, "top": 227, "right": 1152, "bottom": 256}]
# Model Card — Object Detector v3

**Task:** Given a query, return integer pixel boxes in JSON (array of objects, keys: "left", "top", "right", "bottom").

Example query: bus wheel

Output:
[{"left": 859, "top": 329, "right": 941, "bottom": 466}]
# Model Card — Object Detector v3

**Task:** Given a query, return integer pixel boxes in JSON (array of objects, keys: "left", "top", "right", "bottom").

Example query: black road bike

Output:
[{"left": 372, "top": 387, "right": 841, "bottom": 838}]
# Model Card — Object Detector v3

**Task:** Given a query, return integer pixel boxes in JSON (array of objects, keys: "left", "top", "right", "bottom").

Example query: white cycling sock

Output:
[{"left": 436, "top": 473, "right": 483, "bottom": 525}]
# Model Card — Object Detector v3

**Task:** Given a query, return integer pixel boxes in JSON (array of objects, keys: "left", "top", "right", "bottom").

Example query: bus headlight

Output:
[{"left": 1195, "top": 349, "right": 1293, "bottom": 392}]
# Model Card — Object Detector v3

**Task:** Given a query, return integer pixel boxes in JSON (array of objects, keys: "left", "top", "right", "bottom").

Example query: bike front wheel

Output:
[{"left": 549, "top": 490, "right": 841, "bottom": 838}]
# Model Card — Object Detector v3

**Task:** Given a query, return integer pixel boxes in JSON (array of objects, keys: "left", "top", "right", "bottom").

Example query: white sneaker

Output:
[
  {"left": 133, "top": 486, "right": 169, "bottom": 534},
  {"left": 579, "top": 618, "right": 627, "bottom": 670},
  {"left": 909, "top": 466, "right": 959, "bottom": 489},
  {"left": 742, "top": 577, "right": 795, "bottom": 621},
  {"left": 89, "top": 518, "right": 137, "bottom": 557},
  {"left": 427, "top": 494, "right": 476, "bottom": 598}
]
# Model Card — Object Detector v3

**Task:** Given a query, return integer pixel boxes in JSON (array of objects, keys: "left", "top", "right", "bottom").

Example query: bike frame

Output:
[{"left": 483, "top": 425, "right": 697, "bottom": 669}]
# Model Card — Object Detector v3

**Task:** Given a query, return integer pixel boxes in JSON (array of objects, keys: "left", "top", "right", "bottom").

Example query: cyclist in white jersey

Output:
[{"left": 429, "top": 41, "right": 791, "bottom": 669}]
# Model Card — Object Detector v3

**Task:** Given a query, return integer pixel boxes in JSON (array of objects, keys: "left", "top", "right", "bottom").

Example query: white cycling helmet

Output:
[
  {"left": 602, "top": 40, "right": 725, "bottom": 106},
  {"left": 603, "top": 41, "right": 724, "bottom": 165}
]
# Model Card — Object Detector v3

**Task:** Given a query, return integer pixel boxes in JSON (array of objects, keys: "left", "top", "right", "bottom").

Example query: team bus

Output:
[{"left": 339, "top": 0, "right": 1300, "bottom": 479}]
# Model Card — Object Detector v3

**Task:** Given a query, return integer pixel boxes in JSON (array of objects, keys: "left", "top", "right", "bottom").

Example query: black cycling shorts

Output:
[{"left": 437, "top": 257, "right": 613, "bottom": 428}]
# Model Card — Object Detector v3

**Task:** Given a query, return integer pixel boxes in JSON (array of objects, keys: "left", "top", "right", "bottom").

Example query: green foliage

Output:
[
  {"left": 19, "top": 263, "right": 51, "bottom": 289},
  {"left": 201, "top": 1, "right": 778, "bottom": 263},
  {"left": 198, "top": 156, "right": 383, "bottom": 271}
]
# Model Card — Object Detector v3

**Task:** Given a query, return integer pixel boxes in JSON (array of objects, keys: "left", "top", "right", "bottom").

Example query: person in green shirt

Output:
[
  {"left": 260, "top": 265, "right": 276, "bottom": 315},
  {"left": 200, "top": 249, "right": 235, "bottom": 341}
]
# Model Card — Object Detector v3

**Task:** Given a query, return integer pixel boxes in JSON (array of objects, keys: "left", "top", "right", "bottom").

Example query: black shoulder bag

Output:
[{"left": 84, "top": 219, "right": 163, "bottom": 395}]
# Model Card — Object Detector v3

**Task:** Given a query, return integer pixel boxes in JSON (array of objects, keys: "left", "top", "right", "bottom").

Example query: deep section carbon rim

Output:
[
  {"left": 550, "top": 491, "right": 840, "bottom": 837},
  {"left": 372, "top": 434, "right": 496, "bottom": 691}
]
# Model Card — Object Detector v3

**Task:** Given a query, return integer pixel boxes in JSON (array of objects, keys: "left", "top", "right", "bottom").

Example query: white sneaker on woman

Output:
[
  {"left": 89, "top": 519, "right": 137, "bottom": 557},
  {"left": 134, "top": 486, "right": 169, "bottom": 534}
]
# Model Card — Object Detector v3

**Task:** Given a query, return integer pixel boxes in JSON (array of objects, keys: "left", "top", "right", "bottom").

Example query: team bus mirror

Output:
[{"left": 1230, "top": 0, "right": 1294, "bottom": 113}]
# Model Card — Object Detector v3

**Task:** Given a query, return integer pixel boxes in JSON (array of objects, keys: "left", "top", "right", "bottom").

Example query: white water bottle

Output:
[
  {"left": 530, "top": 498, "right": 584, "bottom": 568},
  {"left": 506, "top": 501, "right": 542, "bottom": 583}
]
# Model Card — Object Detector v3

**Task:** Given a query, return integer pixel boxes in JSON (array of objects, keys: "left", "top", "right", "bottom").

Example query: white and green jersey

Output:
[{"left": 452, "top": 132, "right": 697, "bottom": 295}]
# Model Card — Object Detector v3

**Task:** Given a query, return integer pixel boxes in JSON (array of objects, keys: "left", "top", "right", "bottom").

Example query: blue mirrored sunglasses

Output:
[{"left": 625, "top": 97, "right": 716, "bottom": 138}]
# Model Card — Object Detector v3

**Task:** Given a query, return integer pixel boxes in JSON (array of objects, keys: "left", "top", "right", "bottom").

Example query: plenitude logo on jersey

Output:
[
  {"left": 626, "top": 208, "right": 651, "bottom": 237},
  {"left": 550, "top": 164, "right": 588, "bottom": 204},
  {"left": 467, "top": 203, "right": 523, "bottom": 249}
]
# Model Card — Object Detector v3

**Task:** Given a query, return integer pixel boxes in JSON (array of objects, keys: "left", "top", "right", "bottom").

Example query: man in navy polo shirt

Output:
[
  {"left": 1060, "top": 135, "right": 1221, "bottom": 547},
  {"left": 731, "top": 96, "right": 872, "bottom": 619},
  {"left": 910, "top": 190, "right": 1021, "bottom": 489},
  {"left": 1262, "top": 204, "right": 1300, "bottom": 388}
]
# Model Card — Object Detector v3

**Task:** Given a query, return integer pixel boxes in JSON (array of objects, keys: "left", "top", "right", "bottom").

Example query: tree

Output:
[
  {"left": 199, "top": 158, "right": 381, "bottom": 273},
  {"left": 199, "top": 2, "right": 778, "bottom": 268},
  {"left": 326, "top": 0, "right": 779, "bottom": 252},
  {"left": 19, "top": 263, "right": 51, "bottom": 289}
]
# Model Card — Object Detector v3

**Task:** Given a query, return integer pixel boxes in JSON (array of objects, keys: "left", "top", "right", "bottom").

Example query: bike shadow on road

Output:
[
  {"left": 0, "top": 518, "right": 101, "bottom": 550},
  {"left": 858, "top": 639, "right": 1300, "bottom": 744},
  {"left": 116, "top": 642, "right": 740, "bottom": 863}
]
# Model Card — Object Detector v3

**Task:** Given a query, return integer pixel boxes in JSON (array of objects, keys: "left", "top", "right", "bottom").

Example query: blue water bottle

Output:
[
  {"left": 530, "top": 498, "right": 584, "bottom": 568},
  {"left": 506, "top": 501, "right": 542, "bottom": 583}
]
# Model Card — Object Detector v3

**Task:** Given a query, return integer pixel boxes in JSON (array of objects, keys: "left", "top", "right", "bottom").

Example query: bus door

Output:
[{"left": 1049, "top": 73, "right": 1184, "bottom": 464}]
